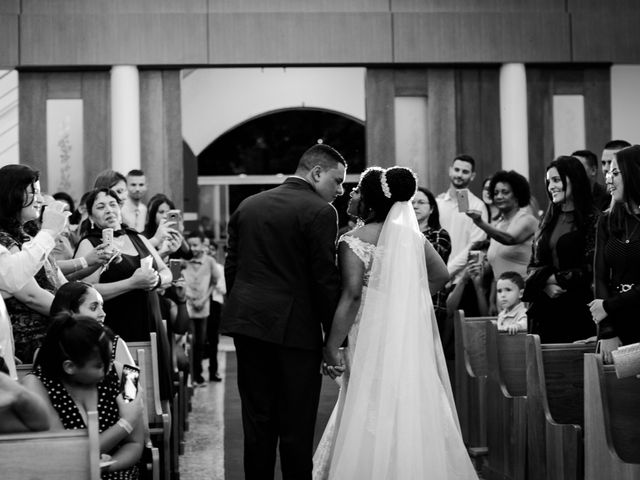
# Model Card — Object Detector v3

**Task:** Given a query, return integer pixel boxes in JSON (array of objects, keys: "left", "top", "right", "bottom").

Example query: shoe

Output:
[
  {"left": 210, "top": 373, "right": 222, "bottom": 382},
  {"left": 193, "top": 375, "right": 206, "bottom": 387}
]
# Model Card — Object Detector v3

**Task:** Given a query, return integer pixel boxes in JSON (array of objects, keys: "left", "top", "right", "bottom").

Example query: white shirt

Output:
[
  {"left": 436, "top": 189, "right": 487, "bottom": 278},
  {"left": 211, "top": 261, "right": 226, "bottom": 304},
  {"left": 121, "top": 199, "right": 148, "bottom": 233},
  {"left": 0, "top": 230, "right": 56, "bottom": 379}
]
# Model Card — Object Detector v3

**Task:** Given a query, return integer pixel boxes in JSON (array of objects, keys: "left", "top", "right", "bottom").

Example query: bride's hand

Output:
[{"left": 322, "top": 347, "right": 345, "bottom": 379}]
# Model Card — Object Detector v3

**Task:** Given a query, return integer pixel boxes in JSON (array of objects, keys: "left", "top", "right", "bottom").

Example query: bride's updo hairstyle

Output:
[{"left": 359, "top": 166, "right": 417, "bottom": 223}]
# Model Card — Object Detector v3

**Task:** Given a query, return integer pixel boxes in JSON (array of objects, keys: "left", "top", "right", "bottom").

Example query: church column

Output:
[
  {"left": 499, "top": 63, "right": 529, "bottom": 177},
  {"left": 111, "top": 66, "right": 140, "bottom": 173}
]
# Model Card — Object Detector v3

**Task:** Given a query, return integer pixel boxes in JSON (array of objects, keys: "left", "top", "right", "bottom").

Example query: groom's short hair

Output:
[{"left": 296, "top": 144, "right": 346, "bottom": 173}]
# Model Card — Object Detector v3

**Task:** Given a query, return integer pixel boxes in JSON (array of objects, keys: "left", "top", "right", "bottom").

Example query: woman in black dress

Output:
[
  {"left": 590, "top": 145, "right": 640, "bottom": 363},
  {"left": 74, "top": 188, "right": 172, "bottom": 342},
  {"left": 524, "top": 156, "right": 598, "bottom": 343}
]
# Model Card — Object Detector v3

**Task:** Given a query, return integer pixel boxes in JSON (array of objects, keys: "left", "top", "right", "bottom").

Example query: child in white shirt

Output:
[{"left": 496, "top": 271, "right": 528, "bottom": 335}]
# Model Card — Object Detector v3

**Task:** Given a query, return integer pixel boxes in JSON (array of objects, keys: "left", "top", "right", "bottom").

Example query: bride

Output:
[{"left": 313, "top": 166, "right": 479, "bottom": 479}]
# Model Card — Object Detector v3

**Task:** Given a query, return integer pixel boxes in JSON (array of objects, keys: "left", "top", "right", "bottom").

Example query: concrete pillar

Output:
[
  {"left": 110, "top": 66, "right": 140, "bottom": 174},
  {"left": 500, "top": 63, "right": 529, "bottom": 177}
]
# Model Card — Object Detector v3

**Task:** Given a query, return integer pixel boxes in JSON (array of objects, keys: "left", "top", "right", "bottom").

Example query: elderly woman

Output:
[
  {"left": 590, "top": 145, "right": 640, "bottom": 363},
  {"left": 524, "top": 156, "right": 598, "bottom": 343},
  {"left": 75, "top": 188, "right": 172, "bottom": 342},
  {"left": 0, "top": 165, "right": 68, "bottom": 362},
  {"left": 466, "top": 170, "right": 538, "bottom": 279}
]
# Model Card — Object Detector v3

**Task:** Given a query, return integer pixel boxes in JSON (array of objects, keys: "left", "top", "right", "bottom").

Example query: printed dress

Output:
[{"left": 32, "top": 360, "right": 139, "bottom": 480}]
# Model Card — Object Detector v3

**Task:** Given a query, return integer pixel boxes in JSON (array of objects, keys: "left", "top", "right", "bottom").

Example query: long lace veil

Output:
[{"left": 328, "top": 201, "right": 475, "bottom": 479}]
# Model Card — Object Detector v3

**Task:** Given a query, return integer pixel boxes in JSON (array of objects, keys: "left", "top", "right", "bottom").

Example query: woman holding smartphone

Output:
[
  {"left": 144, "top": 194, "right": 192, "bottom": 261},
  {"left": 23, "top": 313, "right": 144, "bottom": 479},
  {"left": 74, "top": 188, "right": 172, "bottom": 343}
]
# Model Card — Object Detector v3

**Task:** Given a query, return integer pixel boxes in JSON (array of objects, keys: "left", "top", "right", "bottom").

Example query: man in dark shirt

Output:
[{"left": 572, "top": 149, "right": 611, "bottom": 211}]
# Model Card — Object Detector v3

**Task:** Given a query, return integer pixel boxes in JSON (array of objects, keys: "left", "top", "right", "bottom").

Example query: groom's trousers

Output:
[{"left": 234, "top": 334, "right": 323, "bottom": 480}]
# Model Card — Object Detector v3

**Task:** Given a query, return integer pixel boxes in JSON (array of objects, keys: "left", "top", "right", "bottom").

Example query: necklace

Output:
[{"left": 624, "top": 215, "right": 640, "bottom": 244}]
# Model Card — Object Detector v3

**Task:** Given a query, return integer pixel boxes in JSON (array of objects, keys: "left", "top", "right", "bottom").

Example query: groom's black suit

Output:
[{"left": 221, "top": 177, "right": 340, "bottom": 479}]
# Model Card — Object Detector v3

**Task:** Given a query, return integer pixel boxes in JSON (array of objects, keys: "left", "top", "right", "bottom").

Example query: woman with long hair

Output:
[
  {"left": 143, "top": 194, "right": 190, "bottom": 260},
  {"left": 0, "top": 165, "right": 66, "bottom": 361},
  {"left": 523, "top": 156, "right": 598, "bottom": 343},
  {"left": 590, "top": 145, "right": 640, "bottom": 363}
]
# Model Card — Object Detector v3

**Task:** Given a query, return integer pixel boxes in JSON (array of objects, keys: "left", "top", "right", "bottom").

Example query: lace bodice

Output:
[{"left": 339, "top": 235, "right": 378, "bottom": 286}]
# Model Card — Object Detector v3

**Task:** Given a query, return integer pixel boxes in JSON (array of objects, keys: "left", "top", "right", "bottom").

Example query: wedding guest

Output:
[
  {"left": 0, "top": 202, "right": 68, "bottom": 378},
  {"left": 412, "top": 187, "right": 451, "bottom": 345},
  {"left": 467, "top": 170, "right": 538, "bottom": 279},
  {"left": 50, "top": 281, "right": 135, "bottom": 366},
  {"left": 74, "top": 188, "right": 172, "bottom": 342},
  {"left": 601, "top": 139, "right": 631, "bottom": 178},
  {"left": 446, "top": 253, "right": 491, "bottom": 318},
  {"left": 0, "top": 165, "right": 67, "bottom": 362},
  {"left": 144, "top": 194, "right": 190, "bottom": 260},
  {"left": 590, "top": 145, "right": 640, "bottom": 363},
  {"left": 572, "top": 149, "right": 611, "bottom": 211},
  {"left": 524, "top": 156, "right": 598, "bottom": 343},
  {"left": 496, "top": 271, "right": 527, "bottom": 335},
  {"left": 481, "top": 177, "right": 500, "bottom": 223},
  {"left": 94, "top": 170, "right": 128, "bottom": 205},
  {"left": 22, "top": 314, "right": 144, "bottom": 479},
  {"left": 183, "top": 233, "right": 219, "bottom": 385},
  {"left": 205, "top": 239, "right": 225, "bottom": 382},
  {"left": 121, "top": 169, "right": 148, "bottom": 233},
  {"left": 436, "top": 155, "right": 487, "bottom": 279}
]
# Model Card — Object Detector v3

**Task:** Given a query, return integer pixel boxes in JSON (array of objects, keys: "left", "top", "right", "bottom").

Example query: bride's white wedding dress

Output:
[{"left": 313, "top": 201, "right": 478, "bottom": 480}]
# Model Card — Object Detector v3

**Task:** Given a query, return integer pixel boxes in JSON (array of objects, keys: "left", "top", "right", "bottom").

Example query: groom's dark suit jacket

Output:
[{"left": 220, "top": 177, "right": 340, "bottom": 350}]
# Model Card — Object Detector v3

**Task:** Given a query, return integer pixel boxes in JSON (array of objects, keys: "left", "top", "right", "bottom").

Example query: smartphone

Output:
[
  {"left": 169, "top": 259, "right": 183, "bottom": 281},
  {"left": 102, "top": 228, "right": 114, "bottom": 246},
  {"left": 468, "top": 250, "right": 484, "bottom": 264},
  {"left": 120, "top": 364, "right": 140, "bottom": 403},
  {"left": 456, "top": 189, "right": 470, "bottom": 213},
  {"left": 166, "top": 209, "right": 182, "bottom": 224}
]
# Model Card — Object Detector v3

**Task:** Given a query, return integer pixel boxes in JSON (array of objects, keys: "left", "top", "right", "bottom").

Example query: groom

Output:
[{"left": 221, "top": 144, "right": 345, "bottom": 479}]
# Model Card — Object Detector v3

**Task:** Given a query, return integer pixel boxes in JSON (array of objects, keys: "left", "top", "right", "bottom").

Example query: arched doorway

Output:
[{"left": 197, "top": 107, "right": 365, "bottom": 239}]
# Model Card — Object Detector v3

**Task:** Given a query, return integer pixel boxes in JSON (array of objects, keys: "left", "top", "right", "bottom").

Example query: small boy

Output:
[
  {"left": 496, "top": 271, "right": 528, "bottom": 335},
  {"left": 183, "top": 232, "right": 219, "bottom": 385}
]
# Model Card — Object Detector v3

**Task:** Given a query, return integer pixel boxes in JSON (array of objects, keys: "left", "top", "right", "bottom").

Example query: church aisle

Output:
[{"left": 179, "top": 339, "right": 484, "bottom": 479}]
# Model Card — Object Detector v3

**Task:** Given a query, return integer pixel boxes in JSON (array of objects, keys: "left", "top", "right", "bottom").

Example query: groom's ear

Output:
[{"left": 309, "top": 165, "right": 323, "bottom": 183}]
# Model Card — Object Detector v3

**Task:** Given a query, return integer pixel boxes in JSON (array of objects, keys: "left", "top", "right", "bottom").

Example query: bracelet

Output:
[
  {"left": 117, "top": 418, "right": 133, "bottom": 435},
  {"left": 78, "top": 257, "right": 88, "bottom": 269}
]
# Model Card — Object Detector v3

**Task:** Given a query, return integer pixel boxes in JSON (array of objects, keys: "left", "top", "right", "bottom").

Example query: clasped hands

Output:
[{"left": 322, "top": 347, "right": 346, "bottom": 379}]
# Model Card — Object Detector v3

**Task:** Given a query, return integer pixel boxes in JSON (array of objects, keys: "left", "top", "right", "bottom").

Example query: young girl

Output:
[
  {"left": 496, "top": 271, "right": 528, "bottom": 335},
  {"left": 22, "top": 313, "right": 144, "bottom": 479},
  {"left": 50, "top": 281, "right": 135, "bottom": 367}
]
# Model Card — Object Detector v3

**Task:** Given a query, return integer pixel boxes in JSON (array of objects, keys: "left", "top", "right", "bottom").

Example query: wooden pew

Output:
[
  {"left": 526, "top": 335, "right": 594, "bottom": 480},
  {"left": 485, "top": 321, "right": 528, "bottom": 480},
  {"left": 584, "top": 353, "right": 640, "bottom": 479},
  {"left": 453, "top": 311, "right": 491, "bottom": 459},
  {"left": 129, "top": 333, "right": 172, "bottom": 480},
  {"left": 0, "top": 410, "right": 100, "bottom": 480}
]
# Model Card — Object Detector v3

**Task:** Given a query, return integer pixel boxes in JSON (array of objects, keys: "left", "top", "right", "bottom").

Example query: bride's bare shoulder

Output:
[{"left": 344, "top": 223, "right": 382, "bottom": 246}]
